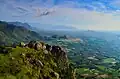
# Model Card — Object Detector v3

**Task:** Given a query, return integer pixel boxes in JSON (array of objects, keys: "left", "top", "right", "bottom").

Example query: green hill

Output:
[
  {"left": 0, "top": 21, "right": 43, "bottom": 46},
  {"left": 0, "top": 41, "right": 75, "bottom": 79}
]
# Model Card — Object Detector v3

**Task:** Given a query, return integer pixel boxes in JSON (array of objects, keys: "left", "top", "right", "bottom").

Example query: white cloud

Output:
[
  {"left": 1, "top": 0, "right": 120, "bottom": 30},
  {"left": 31, "top": 7, "right": 120, "bottom": 31}
]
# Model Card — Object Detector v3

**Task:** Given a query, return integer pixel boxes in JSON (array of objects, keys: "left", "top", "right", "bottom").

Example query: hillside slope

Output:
[
  {"left": 0, "top": 41, "right": 75, "bottom": 79},
  {"left": 0, "top": 21, "right": 43, "bottom": 45}
]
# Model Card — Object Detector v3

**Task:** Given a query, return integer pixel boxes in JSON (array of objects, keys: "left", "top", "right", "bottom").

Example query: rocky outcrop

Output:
[
  {"left": 50, "top": 45, "right": 68, "bottom": 69},
  {"left": 27, "top": 41, "right": 36, "bottom": 48},
  {"left": 19, "top": 41, "right": 71, "bottom": 78},
  {"left": 46, "top": 44, "right": 52, "bottom": 51},
  {"left": 18, "top": 41, "right": 76, "bottom": 79},
  {"left": 25, "top": 41, "right": 46, "bottom": 50},
  {"left": 34, "top": 42, "right": 43, "bottom": 50},
  {"left": 0, "top": 41, "right": 76, "bottom": 79},
  {"left": 27, "top": 41, "right": 68, "bottom": 68},
  {"left": 25, "top": 41, "right": 68, "bottom": 65},
  {"left": 46, "top": 44, "right": 68, "bottom": 61}
]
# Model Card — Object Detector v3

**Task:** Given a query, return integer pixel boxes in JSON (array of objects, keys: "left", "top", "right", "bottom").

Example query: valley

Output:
[{"left": 1, "top": 21, "right": 120, "bottom": 78}]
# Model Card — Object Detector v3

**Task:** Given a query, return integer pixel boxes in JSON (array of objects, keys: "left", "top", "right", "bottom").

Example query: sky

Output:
[{"left": 1, "top": 0, "right": 120, "bottom": 30}]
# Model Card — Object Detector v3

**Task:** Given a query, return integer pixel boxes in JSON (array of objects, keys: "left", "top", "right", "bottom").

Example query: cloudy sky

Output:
[{"left": 1, "top": 0, "right": 120, "bottom": 30}]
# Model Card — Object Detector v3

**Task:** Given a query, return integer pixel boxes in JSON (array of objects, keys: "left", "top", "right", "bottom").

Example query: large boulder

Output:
[
  {"left": 40, "top": 41, "right": 46, "bottom": 50},
  {"left": 43, "top": 50, "right": 49, "bottom": 54},
  {"left": 34, "top": 42, "right": 43, "bottom": 50},
  {"left": 27, "top": 41, "right": 43, "bottom": 50},
  {"left": 51, "top": 45, "right": 67, "bottom": 59},
  {"left": 46, "top": 44, "right": 52, "bottom": 51},
  {"left": 27, "top": 41, "right": 36, "bottom": 48}
]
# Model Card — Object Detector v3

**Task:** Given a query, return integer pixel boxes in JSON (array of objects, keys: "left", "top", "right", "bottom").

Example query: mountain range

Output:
[
  {"left": 0, "top": 21, "right": 43, "bottom": 45},
  {"left": 8, "top": 22, "right": 32, "bottom": 29},
  {"left": 30, "top": 23, "right": 77, "bottom": 31}
]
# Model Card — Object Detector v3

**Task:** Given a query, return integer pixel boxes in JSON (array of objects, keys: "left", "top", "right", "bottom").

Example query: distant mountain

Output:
[
  {"left": 30, "top": 23, "right": 77, "bottom": 31},
  {"left": 52, "top": 30, "right": 119, "bottom": 42},
  {"left": 0, "top": 21, "right": 43, "bottom": 45},
  {"left": 8, "top": 21, "right": 31, "bottom": 29}
]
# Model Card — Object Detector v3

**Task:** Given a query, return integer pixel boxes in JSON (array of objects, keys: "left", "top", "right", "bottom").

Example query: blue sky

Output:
[{"left": 1, "top": 0, "right": 120, "bottom": 30}]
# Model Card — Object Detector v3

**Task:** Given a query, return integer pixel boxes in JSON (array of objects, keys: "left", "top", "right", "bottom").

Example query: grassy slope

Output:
[{"left": 0, "top": 46, "right": 68, "bottom": 79}]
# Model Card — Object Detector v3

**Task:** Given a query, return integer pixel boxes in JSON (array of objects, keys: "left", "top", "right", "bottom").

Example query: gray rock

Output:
[
  {"left": 46, "top": 44, "right": 52, "bottom": 51},
  {"left": 44, "top": 50, "right": 49, "bottom": 54},
  {"left": 34, "top": 42, "right": 42, "bottom": 50}
]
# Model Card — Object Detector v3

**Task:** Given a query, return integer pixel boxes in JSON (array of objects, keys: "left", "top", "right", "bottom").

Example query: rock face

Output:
[
  {"left": 27, "top": 41, "right": 36, "bottom": 48},
  {"left": 26, "top": 41, "right": 68, "bottom": 67},
  {"left": 50, "top": 45, "right": 68, "bottom": 69},
  {"left": 34, "top": 42, "right": 43, "bottom": 50},
  {"left": 26, "top": 41, "right": 45, "bottom": 50},
  {"left": 26, "top": 41, "right": 68, "bottom": 62},
  {"left": 46, "top": 44, "right": 67, "bottom": 60},
  {"left": 46, "top": 44, "right": 52, "bottom": 51}
]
